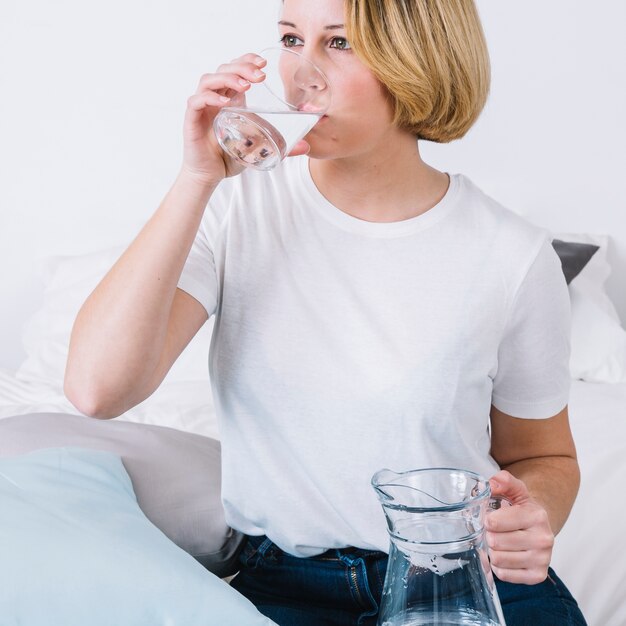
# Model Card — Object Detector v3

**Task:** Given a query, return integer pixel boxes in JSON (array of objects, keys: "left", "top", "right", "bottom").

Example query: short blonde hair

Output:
[{"left": 345, "top": 0, "right": 491, "bottom": 142}]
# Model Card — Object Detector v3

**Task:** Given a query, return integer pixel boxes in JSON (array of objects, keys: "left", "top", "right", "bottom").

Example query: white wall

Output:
[
  {"left": 422, "top": 1, "right": 626, "bottom": 318},
  {"left": 1, "top": 0, "right": 625, "bottom": 370}
]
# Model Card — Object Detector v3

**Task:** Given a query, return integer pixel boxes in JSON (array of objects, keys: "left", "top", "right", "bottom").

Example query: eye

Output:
[
  {"left": 329, "top": 37, "right": 351, "bottom": 50},
  {"left": 279, "top": 34, "right": 303, "bottom": 48}
]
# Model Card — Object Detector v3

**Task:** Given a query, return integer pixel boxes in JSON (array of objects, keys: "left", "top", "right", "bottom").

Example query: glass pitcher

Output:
[{"left": 371, "top": 467, "right": 508, "bottom": 626}]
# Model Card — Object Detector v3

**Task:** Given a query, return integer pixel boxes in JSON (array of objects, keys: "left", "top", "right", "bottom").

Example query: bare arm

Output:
[
  {"left": 64, "top": 54, "right": 271, "bottom": 418},
  {"left": 64, "top": 173, "right": 215, "bottom": 418},
  {"left": 486, "top": 405, "right": 580, "bottom": 583},
  {"left": 489, "top": 405, "right": 580, "bottom": 535}
]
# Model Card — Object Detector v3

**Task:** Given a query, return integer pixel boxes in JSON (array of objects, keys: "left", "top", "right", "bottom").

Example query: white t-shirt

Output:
[{"left": 178, "top": 156, "right": 570, "bottom": 557}]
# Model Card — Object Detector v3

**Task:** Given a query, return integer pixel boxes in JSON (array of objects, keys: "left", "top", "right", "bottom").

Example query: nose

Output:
[{"left": 293, "top": 61, "right": 328, "bottom": 93}]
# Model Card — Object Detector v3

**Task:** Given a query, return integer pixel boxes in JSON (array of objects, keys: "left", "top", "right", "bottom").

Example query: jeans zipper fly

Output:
[{"left": 350, "top": 564, "right": 366, "bottom": 607}]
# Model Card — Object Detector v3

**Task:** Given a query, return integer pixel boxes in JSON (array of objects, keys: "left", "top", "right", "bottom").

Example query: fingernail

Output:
[
  {"left": 219, "top": 96, "right": 230, "bottom": 103},
  {"left": 254, "top": 57, "right": 266, "bottom": 67},
  {"left": 238, "top": 78, "right": 250, "bottom": 86},
  {"left": 253, "top": 69, "right": 264, "bottom": 78}
]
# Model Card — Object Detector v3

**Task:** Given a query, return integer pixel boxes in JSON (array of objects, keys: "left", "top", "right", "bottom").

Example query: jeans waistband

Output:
[{"left": 245, "top": 534, "right": 386, "bottom": 562}]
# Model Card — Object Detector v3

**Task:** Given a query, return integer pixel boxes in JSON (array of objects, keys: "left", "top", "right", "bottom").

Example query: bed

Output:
[{"left": 1, "top": 233, "right": 625, "bottom": 626}]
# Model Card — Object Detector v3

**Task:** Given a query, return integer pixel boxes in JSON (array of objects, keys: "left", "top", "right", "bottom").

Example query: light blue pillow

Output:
[{"left": 0, "top": 447, "right": 276, "bottom": 626}]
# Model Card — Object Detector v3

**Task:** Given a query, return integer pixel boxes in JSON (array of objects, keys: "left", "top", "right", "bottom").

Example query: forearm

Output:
[
  {"left": 65, "top": 170, "right": 218, "bottom": 417},
  {"left": 500, "top": 455, "right": 580, "bottom": 536}
]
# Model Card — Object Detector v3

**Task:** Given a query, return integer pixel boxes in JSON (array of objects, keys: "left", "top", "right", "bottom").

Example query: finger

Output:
[
  {"left": 197, "top": 73, "right": 253, "bottom": 95},
  {"left": 493, "top": 530, "right": 553, "bottom": 558},
  {"left": 489, "top": 470, "right": 529, "bottom": 504},
  {"left": 205, "top": 62, "right": 266, "bottom": 87},
  {"left": 485, "top": 504, "right": 551, "bottom": 534},
  {"left": 488, "top": 548, "right": 535, "bottom": 571},
  {"left": 287, "top": 139, "right": 310, "bottom": 157},
  {"left": 491, "top": 563, "right": 549, "bottom": 586},
  {"left": 186, "top": 92, "right": 231, "bottom": 113},
  {"left": 184, "top": 92, "right": 232, "bottom": 131},
  {"left": 485, "top": 508, "right": 528, "bottom": 533},
  {"left": 487, "top": 529, "right": 553, "bottom": 555},
  {"left": 486, "top": 528, "right": 529, "bottom": 551}
]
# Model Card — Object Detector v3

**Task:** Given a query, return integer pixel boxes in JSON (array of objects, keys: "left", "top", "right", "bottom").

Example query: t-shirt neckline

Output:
[{"left": 297, "top": 156, "right": 461, "bottom": 238}]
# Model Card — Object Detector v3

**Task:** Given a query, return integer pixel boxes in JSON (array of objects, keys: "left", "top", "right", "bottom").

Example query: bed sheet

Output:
[{"left": 550, "top": 380, "right": 626, "bottom": 626}]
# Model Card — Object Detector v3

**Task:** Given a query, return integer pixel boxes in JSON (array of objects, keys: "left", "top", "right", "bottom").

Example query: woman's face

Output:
[{"left": 279, "top": 0, "right": 396, "bottom": 160}]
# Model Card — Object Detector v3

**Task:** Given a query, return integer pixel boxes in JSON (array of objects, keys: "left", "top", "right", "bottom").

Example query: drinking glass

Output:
[{"left": 213, "top": 47, "right": 331, "bottom": 171}]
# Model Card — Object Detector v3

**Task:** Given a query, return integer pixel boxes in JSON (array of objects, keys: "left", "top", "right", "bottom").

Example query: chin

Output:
[
  {"left": 302, "top": 133, "right": 346, "bottom": 161},
  {"left": 305, "top": 121, "right": 383, "bottom": 161},
  {"left": 304, "top": 146, "right": 339, "bottom": 161}
]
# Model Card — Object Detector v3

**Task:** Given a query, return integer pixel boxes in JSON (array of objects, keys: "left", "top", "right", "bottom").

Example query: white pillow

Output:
[
  {"left": 17, "top": 246, "right": 126, "bottom": 386},
  {"left": 554, "top": 233, "right": 626, "bottom": 383},
  {"left": 569, "top": 288, "right": 626, "bottom": 383},
  {"left": 17, "top": 245, "right": 212, "bottom": 386}
]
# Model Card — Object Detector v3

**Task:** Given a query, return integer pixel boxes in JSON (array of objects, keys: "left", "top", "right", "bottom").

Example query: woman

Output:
[{"left": 65, "top": 0, "right": 587, "bottom": 624}]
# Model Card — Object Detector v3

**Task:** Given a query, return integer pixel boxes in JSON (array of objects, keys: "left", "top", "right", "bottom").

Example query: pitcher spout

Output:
[{"left": 371, "top": 468, "right": 403, "bottom": 503}]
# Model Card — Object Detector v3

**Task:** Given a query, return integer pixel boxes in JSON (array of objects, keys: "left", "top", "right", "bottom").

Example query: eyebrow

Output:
[{"left": 278, "top": 20, "right": 345, "bottom": 30}]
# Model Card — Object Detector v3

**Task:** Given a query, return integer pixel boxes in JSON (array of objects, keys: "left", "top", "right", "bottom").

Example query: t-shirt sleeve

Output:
[
  {"left": 177, "top": 221, "right": 217, "bottom": 316},
  {"left": 177, "top": 180, "right": 233, "bottom": 317},
  {"left": 491, "top": 237, "right": 571, "bottom": 418}
]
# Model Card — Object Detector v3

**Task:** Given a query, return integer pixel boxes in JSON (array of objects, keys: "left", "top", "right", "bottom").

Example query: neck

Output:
[{"left": 309, "top": 131, "right": 449, "bottom": 223}]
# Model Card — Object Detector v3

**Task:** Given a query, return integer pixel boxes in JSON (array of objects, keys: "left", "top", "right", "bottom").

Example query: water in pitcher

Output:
[
  {"left": 216, "top": 107, "right": 322, "bottom": 170},
  {"left": 382, "top": 608, "right": 502, "bottom": 625},
  {"left": 371, "top": 468, "right": 507, "bottom": 626}
]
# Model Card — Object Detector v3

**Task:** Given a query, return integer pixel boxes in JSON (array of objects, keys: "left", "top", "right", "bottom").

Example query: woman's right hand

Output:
[{"left": 180, "top": 53, "right": 268, "bottom": 184}]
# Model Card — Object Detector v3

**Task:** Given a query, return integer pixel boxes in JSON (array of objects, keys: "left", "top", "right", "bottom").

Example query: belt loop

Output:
[
  {"left": 257, "top": 537, "right": 275, "bottom": 558},
  {"left": 257, "top": 536, "right": 285, "bottom": 562}
]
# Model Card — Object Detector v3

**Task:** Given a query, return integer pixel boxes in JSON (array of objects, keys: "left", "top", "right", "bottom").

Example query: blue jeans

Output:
[{"left": 230, "top": 535, "right": 587, "bottom": 626}]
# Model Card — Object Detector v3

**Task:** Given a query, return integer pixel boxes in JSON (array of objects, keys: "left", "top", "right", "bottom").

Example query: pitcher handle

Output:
[{"left": 488, "top": 496, "right": 513, "bottom": 511}]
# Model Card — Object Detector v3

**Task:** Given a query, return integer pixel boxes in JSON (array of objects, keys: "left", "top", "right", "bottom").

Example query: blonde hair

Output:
[{"left": 345, "top": 0, "right": 491, "bottom": 142}]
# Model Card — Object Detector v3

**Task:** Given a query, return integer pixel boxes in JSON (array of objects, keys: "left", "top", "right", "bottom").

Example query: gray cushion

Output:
[
  {"left": 0, "top": 412, "right": 244, "bottom": 577},
  {"left": 552, "top": 239, "right": 600, "bottom": 285}
]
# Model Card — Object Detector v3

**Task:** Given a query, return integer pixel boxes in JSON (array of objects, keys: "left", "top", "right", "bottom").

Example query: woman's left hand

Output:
[{"left": 486, "top": 470, "right": 554, "bottom": 585}]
